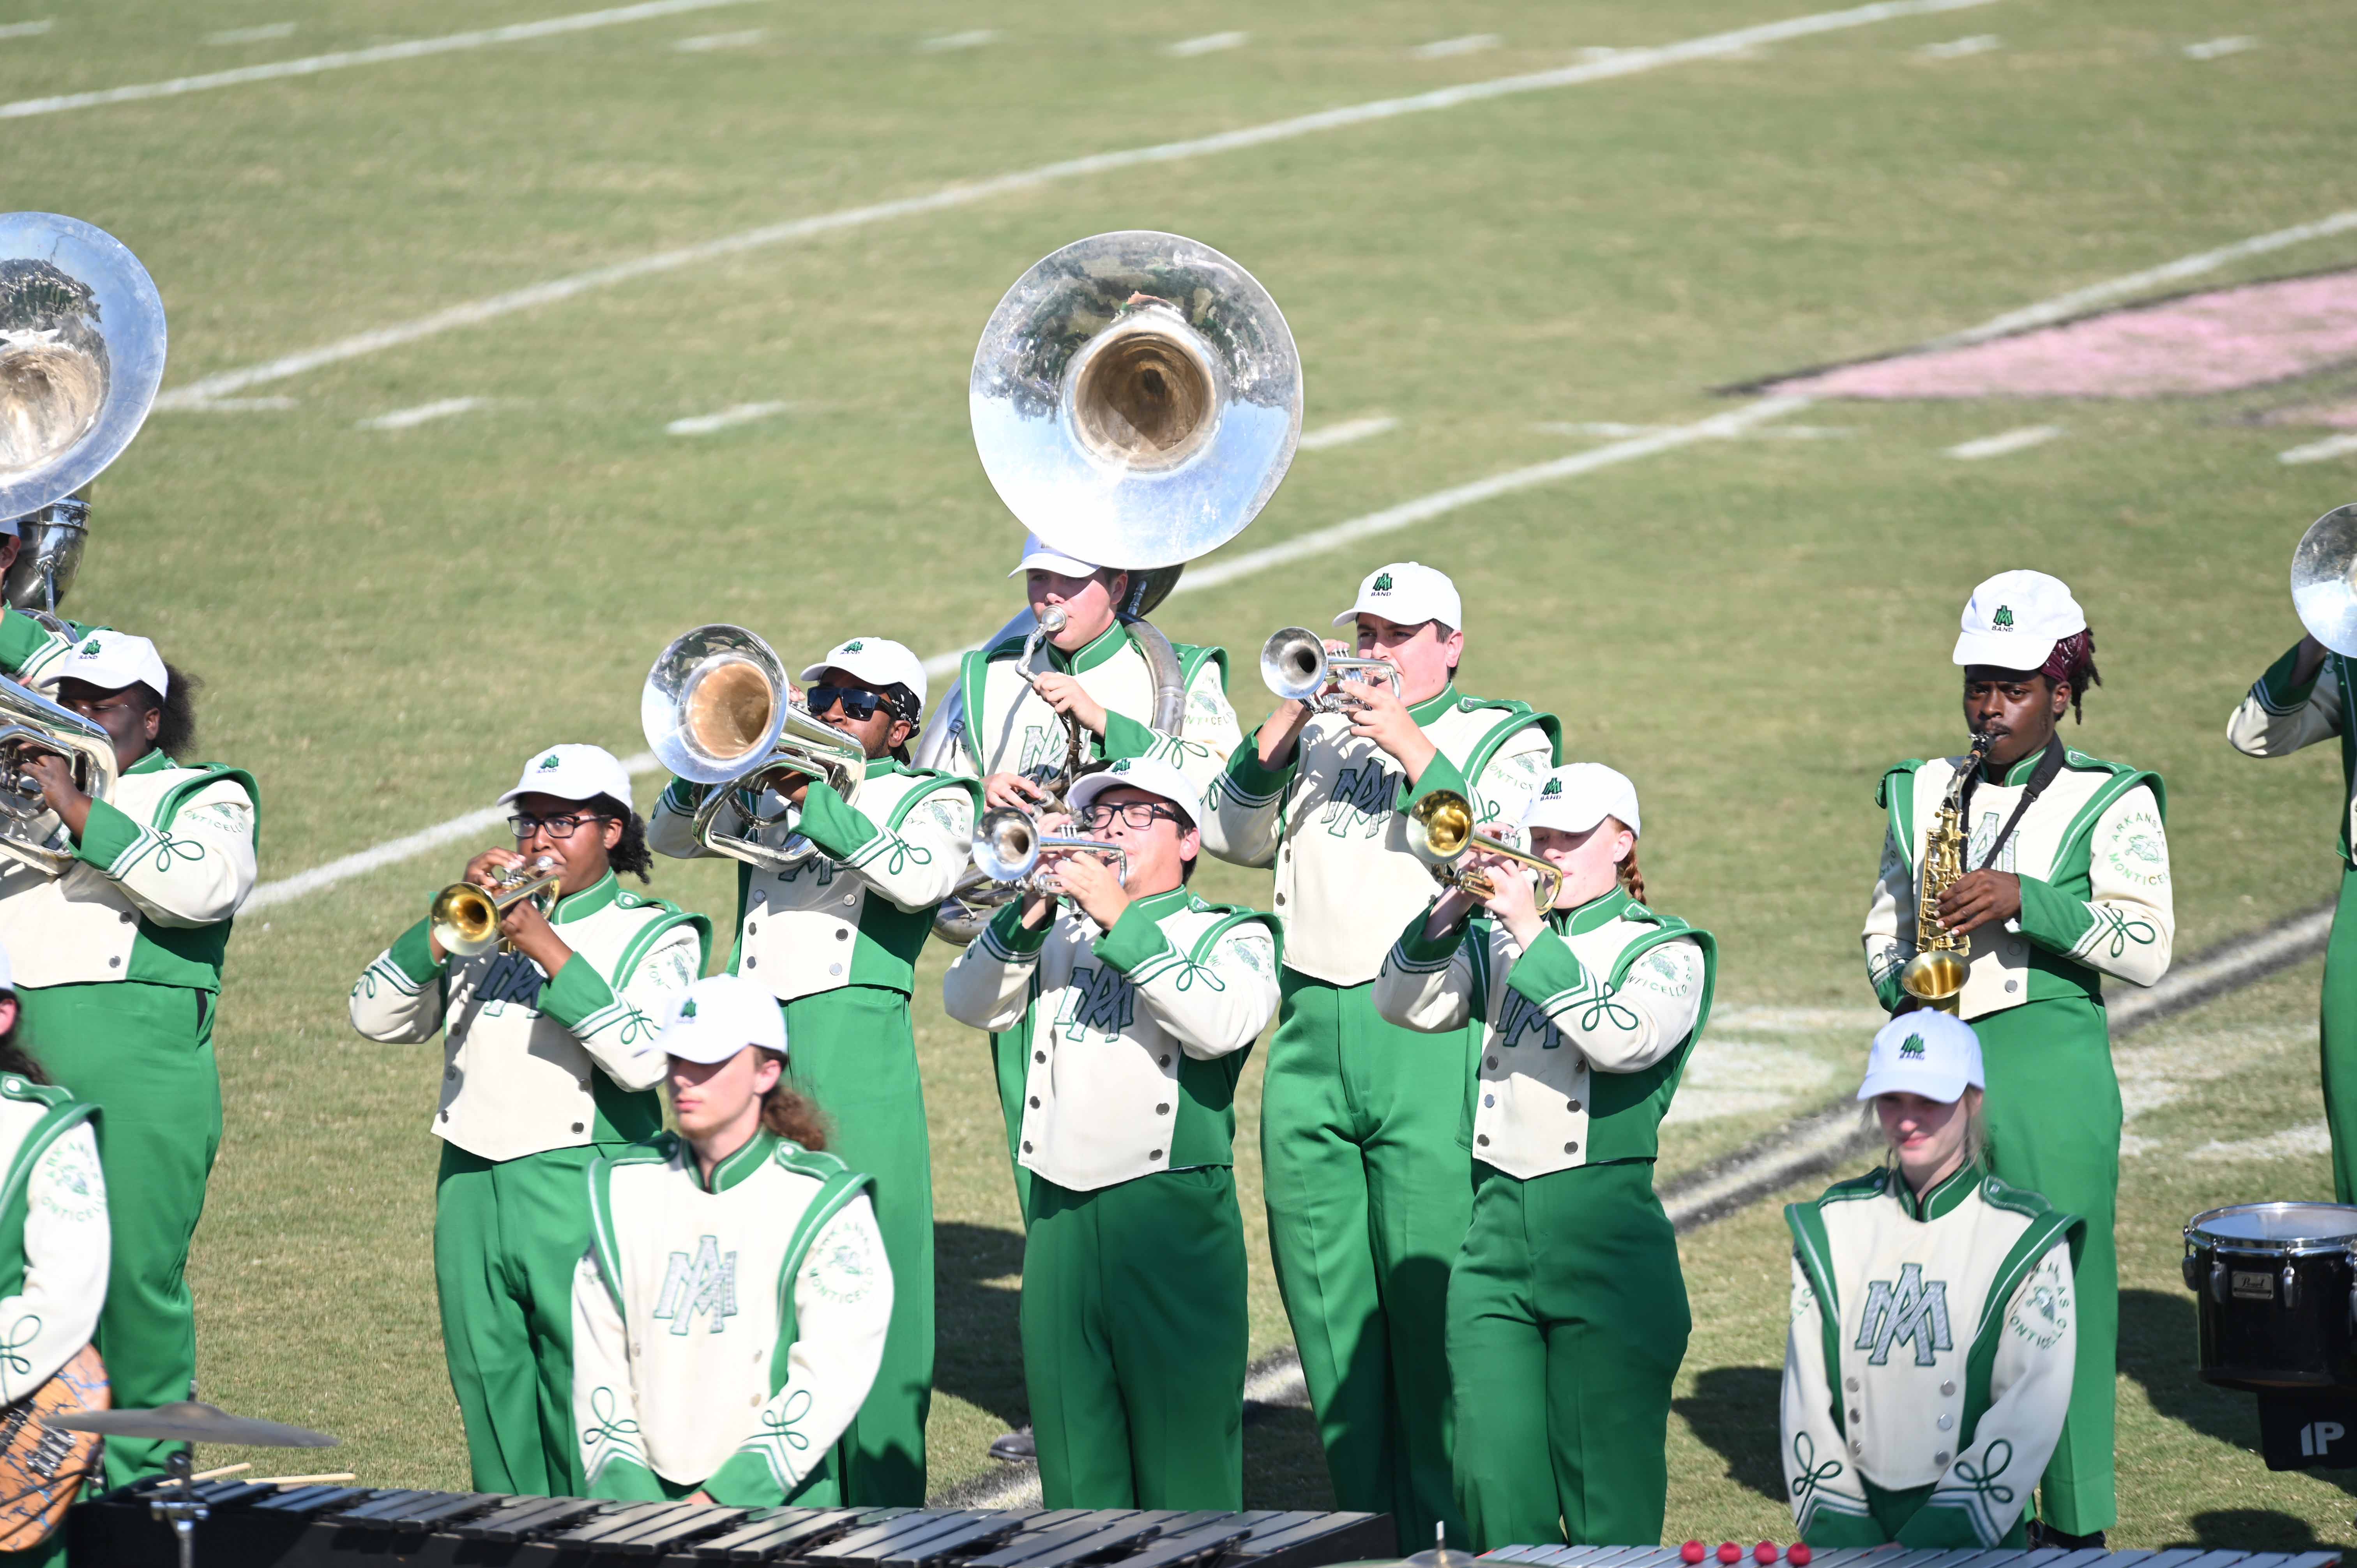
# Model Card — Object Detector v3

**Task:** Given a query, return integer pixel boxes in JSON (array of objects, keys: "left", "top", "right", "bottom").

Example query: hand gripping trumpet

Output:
[
  {"left": 1260, "top": 626, "right": 1403, "bottom": 712},
  {"left": 1405, "top": 789, "right": 1565, "bottom": 910},
  {"left": 970, "top": 806, "right": 1127, "bottom": 897},
  {"left": 430, "top": 856, "right": 561, "bottom": 959},
  {"left": 1897, "top": 730, "right": 1996, "bottom": 1014}
]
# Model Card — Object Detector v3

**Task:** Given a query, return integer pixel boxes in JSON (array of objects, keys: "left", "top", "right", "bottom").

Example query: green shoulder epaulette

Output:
[
  {"left": 1875, "top": 760, "right": 1928, "bottom": 809},
  {"left": 0, "top": 1075, "right": 75, "bottom": 1111},
  {"left": 605, "top": 1134, "right": 676, "bottom": 1169},
  {"left": 1979, "top": 1173, "right": 2060, "bottom": 1220},
  {"left": 1819, "top": 1169, "right": 1890, "bottom": 1206},
  {"left": 774, "top": 1141, "right": 855, "bottom": 1181}
]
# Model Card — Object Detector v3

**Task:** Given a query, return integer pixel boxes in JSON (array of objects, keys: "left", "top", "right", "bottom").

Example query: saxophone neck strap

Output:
[{"left": 1959, "top": 735, "right": 2067, "bottom": 872}]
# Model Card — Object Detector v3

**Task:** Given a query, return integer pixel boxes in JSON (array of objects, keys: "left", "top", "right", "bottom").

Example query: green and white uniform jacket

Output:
[
  {"left": 1861, "top": 748, "right": 2172, "bottom": 1021},
  {"left": 943, "top": 621, "right": 1241, "bottom": 809},
  {"left": 1375, "top": 887, "right": 1714, "bottom": 1178},
  {"left": 2228, "top": 643, "right": 2357, "bottom": 862},
  {"left": 651, "top": 758, "right": 977, "bottom": 1000},
  {"left": 0, "top": 1077, "right": 106, "bottom": 1405},
  {"left": 1204, "top": 687, "right": 1558, "bottom": 985},
  {"left": 942, "top": 890, "right": 1281, "bottom": 1191},
  {"left": 1781, "top": 1162, "right": 2081, "bottom": 1546},
  {"left": 572, "top": 1131, "right": 889, "bottom": 1503},
  {"left": 349, "top": 874, "right": 710, "bottom": 1162}
]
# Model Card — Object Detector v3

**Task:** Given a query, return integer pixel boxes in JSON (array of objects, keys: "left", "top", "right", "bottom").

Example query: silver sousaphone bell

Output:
[{"left": 2292, "top": 503, "right": 2357, "bottom": 656}]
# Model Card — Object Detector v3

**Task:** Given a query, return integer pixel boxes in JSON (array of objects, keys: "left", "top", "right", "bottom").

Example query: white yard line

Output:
[
  {"left": 2188, "top": 1121, "right": 2330, "bottom": 1163},
  {"left": 354, "top": 396, "right": 488, "bottom": 431},
  {"left": 917, "top": 29, "right": 997, "bottom": 51},
  {"left": 179, "top": 396, "right": 296, "bottom": 411},
  {"left": 1916, "top": 34, "right": 1998, "bottom": 57},
  {"left": 1297, "top": 415, "right": 1399, "bottom": 450},
  {"left": 2183, "top": 36, "right": 2255, "bottom": 61},
  {"left": 154, "top": 0, "right": 1997, "bottom": 410},
  {"left": 672, "top": 27, "right": 763, "bottom": 50},
  {"left": 0, "top": 18, "right": 53, "bottom": 39},
  {"left": 0, "top": 0, "right": 774, "bottom": 120},
  {"left": 665, "top": 401, "right": 792, "bottom": 434},
  {"left": 208, "top": 22, "right": 296, "bottom": 45},
  {"left": 1166, "top": 30, "right": 1247, "bottom": 57},
  {"left": 1945, "top": 423, "right": 2062, "bottom": 459},
  {"left": 2281, "top": 433, "right": 2357, "bottom": 466},
  {"left": 1534, "top": 418, "right": 1851, "bottom": 440},
  {"left": 1413, "top": 34, "right": 1500, "bottom": 59}
]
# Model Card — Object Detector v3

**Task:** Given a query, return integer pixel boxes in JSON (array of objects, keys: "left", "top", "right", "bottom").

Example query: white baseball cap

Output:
[
  {"left": 1952, "top": 570, "right": 2086, "bottom": 670},
  {"left": 58, "top": 629, "right": 167, "bottom": 701},
  {"left": 0, "top": 941, "right": 15, "bottom": 993},
  {"left": 1067, "top": 755, "right": 1203, "bottom": 830},
  {"left": 1856, "top": 1011, "right": 1985, "bottom": 1103},
  {"left": 661, "top": 973, "right": 787, "bottom": 1065},
  {"left": 797, "top": 637, "right": 929, "bottom": 715},
  {"left": 1332, "top": 561, "right": 1462, "bottom": 632},
  {"left": 1522, "top": 763, "right": 1641, "bottom": 839},
  {"left": 1009, "top": 531, "right": 1102, "bottom": 579},
  {"left": 498, "top": 743, "right": 636, "bottom": 809}
]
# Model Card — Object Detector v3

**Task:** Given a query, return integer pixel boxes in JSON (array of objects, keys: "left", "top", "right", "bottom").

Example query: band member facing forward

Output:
[
  {"left": 1783, "top": 1013, "right": 2080, "bottom": 1549},
  {"left": 942, "top": 758, "right": 1279, "bottom": 1510},
  {"left": 573, "top": 973, "right": 890, "bottom": 1506},
  {"left": 1376, "top": 764, "right": 1710, "bottom": 1550},
  {"left": 1861, "top": 570, "right": 2170, "bottom": 1546},
  {"left": 0, "top": 627, "right": 254, "bottom": 1491},
  {"left": 352, "top": 745, "right": 708, "bottom": 1496},
  {"left": 1204, "top": 560, "right": 1557, "bottom": 1549},
  {"left": 649, "top": 637, "right": 972, "bottom": 1504}
]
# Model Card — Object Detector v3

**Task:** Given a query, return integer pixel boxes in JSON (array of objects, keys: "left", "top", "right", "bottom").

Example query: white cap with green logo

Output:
[
  {"left": 1953, "top": 570, "right": 2085, "bottom": 670},
  {"left": 61, "top": 629, "right": 168, "bottom": 702},
  {"left": 1332, "top": 561, "right": 1462, "bottom": 632},
  {"left": 661, "top": 973, "right": 787, "bottom": 1064},
  {"left": 1066, "top": 756, "right": 1201, "bottom": 829},
  {"left": 797, "top": 637, "right": 929, "bottom": 713},
  {"left": 1856, "top": 1011, "right": 1984, "bottom": 1103},
  {"left": 497, "top": 744, "right": 634, "bottom": 809}
]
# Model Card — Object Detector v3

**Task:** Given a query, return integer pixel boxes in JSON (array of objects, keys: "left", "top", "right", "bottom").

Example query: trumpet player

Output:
[
  {"left": 648, "top": 636, "right": 975, "bottom": 1506},
  {"left": 941, "top": 758, "right": 1279, "bottom": 1510},
  {"left": 1202, "top": 560, "right": 1556, "bottom": 1550},
  {"left": 0, "top": 629, "right": 255, "bottom": 1492},
  {"left": 1375, "top": 765, "right": 1712, "bottom": 1550},
  {"left": 350, "top": 744, "right": 709, "bottom": 1497},
  {"left": 1859, "top": 571, "right": 2171, "bottom": 1547}
]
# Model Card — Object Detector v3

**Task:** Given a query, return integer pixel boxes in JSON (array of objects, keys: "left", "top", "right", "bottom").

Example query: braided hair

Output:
[{"left": 2038, "top": 627, "right": 2102, "bottom": 723}]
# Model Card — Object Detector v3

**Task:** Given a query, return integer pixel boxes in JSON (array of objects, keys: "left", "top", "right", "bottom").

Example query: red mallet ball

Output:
[
  {"left": 1755, "top": 1545, "right": 1779, "bottom": 1565},
  {"left": 1789, "top": 1547, "right": 1813, "bottom": 1566},
  {"left": 1681, "top": 1544, "right": 1705, "bottom": 1564},
  {"left": 1718, "top": 1545, "right": 1742, "bottom": 1565}
]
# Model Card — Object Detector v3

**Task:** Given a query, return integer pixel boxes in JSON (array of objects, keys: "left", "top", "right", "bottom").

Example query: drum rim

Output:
[{"left": 2186, "top": 1200, "right": 2357, "bottom": 1254}]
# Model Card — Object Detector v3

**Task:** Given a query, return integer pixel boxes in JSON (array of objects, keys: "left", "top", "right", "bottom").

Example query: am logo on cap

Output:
[
  {"left": 1898, "top": 1033, "right": 1926, "bottom": 1060},
  {"left": 844, "top": 640, "right": 864, "bottom": 652},
  {"left": 1993, "top": 606, "right": 2014, "bottom": 630},
  {"left": 1541, "top": 777, "right": 1564, "bottom": 798},
  {"left": 537, "top": 754, "right": 561, "bottom": 772},
  {"left": 1372, "top": 572, "right": 1394, "bottom": 594}
]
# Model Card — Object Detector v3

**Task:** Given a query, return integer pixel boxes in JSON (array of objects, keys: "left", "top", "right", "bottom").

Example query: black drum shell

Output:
[{"left": 2191, "top": 1240, "right": 2357, "bottom": 1391}]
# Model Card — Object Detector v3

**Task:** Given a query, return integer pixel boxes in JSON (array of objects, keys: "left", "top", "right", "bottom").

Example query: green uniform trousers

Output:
[
  {"left": 435, "top": 1142, "right": 610, "bottom": 1495},
  {"left": 1449, "top": 1159, "right": 1689, "bottom": 1550},
  {"left": 782, "top": 986, "right": 933, "bottom": 1506},
  {"left": 1974, "top": 995, "right": 2118, "bottom": 1536},
  {"left": 1021, "top": 1166, "right": 1247, "bottom": 1509},
  {"left": 21, "top": 981, "right": 219, "bottom": 1492},
  {"left": 2319, "top": 866, "right": 2357, "bottom": 1204},
  {"left": 989, "top": 1023, "right": 1033, "bottom": 1223},
  {"left": 1261, "top": 973, "right": 1471, "bottom": 1553}
]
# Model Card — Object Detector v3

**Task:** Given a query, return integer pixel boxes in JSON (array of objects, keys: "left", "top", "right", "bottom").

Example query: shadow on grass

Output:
[
  {"left": 1674, "top": 1365, "right": 1788, "bottom": 1504},
  {"left": 933, "top": 1220, "right": 1027, "bottom": 1430},
  {"left": 1244, "top": 1402, "right": 1339, "bottom": 1511},
  {"left": 2182, "top": 1509, "right": 2337, "bottom": 1550}
]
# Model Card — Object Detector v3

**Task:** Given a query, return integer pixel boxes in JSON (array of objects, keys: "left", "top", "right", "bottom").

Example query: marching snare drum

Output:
[{"left": 2184, "top": 1202, "right": 2357, "bottom": 1391}]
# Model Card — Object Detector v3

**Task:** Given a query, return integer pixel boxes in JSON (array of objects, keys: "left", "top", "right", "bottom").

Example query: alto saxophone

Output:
[{"left": 1897, "top": 731, "right": 1995, "bottom": 1015}]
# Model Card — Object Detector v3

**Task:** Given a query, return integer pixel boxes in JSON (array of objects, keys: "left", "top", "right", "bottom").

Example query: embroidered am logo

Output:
[
  {"left": 1493, "top": 990, "right": 1560, "bottom": 1049},
  {"left": 1320, "top": 764, "right": 1398, "bottom": 838},
  {"left": 653, "top": 1235, "right": 739, "bottom": 1335},
  {"left": 1057, "top": 965, "right": 1135, "bottom": 1041},
  {"left": 1853, "top": 1262, "right": 1952, "bottom": 1367}
]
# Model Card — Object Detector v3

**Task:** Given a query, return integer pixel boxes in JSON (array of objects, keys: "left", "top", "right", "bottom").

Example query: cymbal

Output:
[{"left": 44, "top": 1401, "right": 337, "bottom": 1448}]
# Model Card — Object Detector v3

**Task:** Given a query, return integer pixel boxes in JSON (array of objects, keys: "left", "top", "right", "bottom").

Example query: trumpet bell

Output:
[
  {"left": 971, "top": 231, "right": 1302, "bottom": 572},
  {"left": 1898, "top": 949, "right": 1967, "bottom": 1014},
  {"left": 1261, "top": 627, "right": 1328, "bottom": 704},
  {"left": 429, "top": 884, "right": 502, "bottom": 958},
  {"left": 1406, "top": 791, "right": 1475, "bottom": 866},
  {"left": 2293, "top": 504, "right": 2357, "bottom": 657},
  {"left": 973, "top": 807, "right": 1041, "bottom": 883},
  {"left": 642, "top": 624, "right": 790, "bottom": 785}
]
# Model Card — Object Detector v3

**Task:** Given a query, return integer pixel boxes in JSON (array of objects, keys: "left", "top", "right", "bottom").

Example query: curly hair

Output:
[
  {"left": 143, "top": 661, "right": 200, "bottom": 759},
  {"left": 588, "top": 795, "right": 654, "bottom": 883}
]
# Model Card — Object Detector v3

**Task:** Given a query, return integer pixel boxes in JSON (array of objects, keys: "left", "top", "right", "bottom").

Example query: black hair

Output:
[
  {"left": 590, "top": 795, "right": 655, "bottom": 882},
  {"left": 883, "top": 682, "right": 921, "bottom": 764},
  {"left": 145, "top": 661, "right": 200, "bottom": 760},
  {"left": 0, "top": 1005, "right": 48, "bottom": 1086}
]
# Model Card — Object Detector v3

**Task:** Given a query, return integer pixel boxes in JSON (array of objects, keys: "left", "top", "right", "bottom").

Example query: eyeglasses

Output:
[
  {"left": 806, "top": 685, "right": 889, "bottom": 720},
  {"left": 509, "top": 813, "right": 610, "bottom": 841},
  {"left": 1077, "top": 802, "right": 1186, "bottom": 833}
]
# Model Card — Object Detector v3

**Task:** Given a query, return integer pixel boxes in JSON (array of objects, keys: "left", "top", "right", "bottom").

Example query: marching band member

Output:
[
  {"left": 1860, "top": 570, "right": 2170, "bottom": 1546},
  {"left": 942, "top": 758, "right": 1279, "bottom": 1509},
  {"left": 649, "top": 637, "right": 973, "bottom": 1504},
  {"left": 351, "top": 744, "right": 708, "bottom": 1496},
  {"left": 1203, "top": 561, "right": 1556, "bottom": 1548},
  {"left": 1375, "top": 764, "right": 1712, "bottom": 1550},
  {"left": 2226, "top": 630, "right": 2357, "bottom": 1199},
  {"left": 1782, "top": 1013, "right": 2080, "bottom": 1549},
  {"left": 573, "top": 973, "right": 890, "bottom": 1507},
  {"left": 0, "top": 624, "right": 254, "bottom": 1490}
]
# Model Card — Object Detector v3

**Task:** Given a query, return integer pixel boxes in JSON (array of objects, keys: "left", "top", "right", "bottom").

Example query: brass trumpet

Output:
[
  {"left": 430, "top": 856, "right": 561, "bottom": 958},
  {"left": 1260, "top": 626, "right": 1403, "bottom": 712},
  {"left": 1405, "top": 789, "right": 1565, "bottom": 910},
  {"left": 970, "top": 806, "right": 1128, "bottom": 895}
]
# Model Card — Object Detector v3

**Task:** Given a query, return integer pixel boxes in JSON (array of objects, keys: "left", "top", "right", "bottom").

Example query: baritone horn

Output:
[
  {"left": 2292, "top": 503, "right": 2357, "bottom": 657},
  {"left": 430, "top": 856, "right": 562, "bottom": 958},
  {"left": 641, "top": 624, "right": 867, "bottom": 875},
  {"left": 0, "top": 678, "right": 118, "bottom": 878},
  {"left": 971, "top": 806, "right": 1127, "bottom": 895},
  {"left": 1405, "top": 789, "right": 1564, "bottom": 909},
  {"left": 1260, "top": 626, "right": 1402, "bottom": 712}
]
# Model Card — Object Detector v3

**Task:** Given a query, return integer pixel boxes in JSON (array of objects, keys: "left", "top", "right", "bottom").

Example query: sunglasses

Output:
[{"left": 807, "top": 685, "right": 891, "bottom": 720}]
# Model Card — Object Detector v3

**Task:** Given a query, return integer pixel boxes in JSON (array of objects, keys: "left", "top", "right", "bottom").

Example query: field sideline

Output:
[{"left": 9, "top": 0, "right": 2357, "bottom": 1541}]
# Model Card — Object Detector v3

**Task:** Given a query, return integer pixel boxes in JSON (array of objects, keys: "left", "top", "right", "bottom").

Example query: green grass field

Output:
[{"left": 10, "top": 0, "right": 2357, "bottom": 1542}]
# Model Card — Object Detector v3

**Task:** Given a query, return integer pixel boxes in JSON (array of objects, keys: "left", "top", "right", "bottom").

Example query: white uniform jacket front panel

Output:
[
  {"left": 1782, "top": 1164, "right": 2081, "bottom": 1546},
  {"left": 0, "top": 1080, "right": 108, "bottom": 1406},
  {"left": 1375, "top": 887, "right": 1712, "bottom": 1179},
  {"left": 574, "top": 1133, "right": 889, "bottom": 1502},
  {"left": 349, "top": 874, "right": 708, "bottom": 1162},
  {"left": 650, "top": 759, "right": 976, "bottom": 999},
  {"left": 2226, "top": 643, "right": 2357, "bottom": 861},
  {"left": 940, "top": 889, "right": 1280, "bottom": 1192},
  {"left": 1860, "top": 747, "right": 2172, "bottom": 1021},
  {"left": 1203, "top": 688, "right": 1557, "bottom": 986},
  {"left": 0, "top": 750, "right": 258, "bottom": 991}
]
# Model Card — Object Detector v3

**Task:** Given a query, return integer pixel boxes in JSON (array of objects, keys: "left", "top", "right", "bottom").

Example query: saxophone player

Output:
[{"left": 1859, "top": 570, "right": 2171, "bottom": 1547}]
